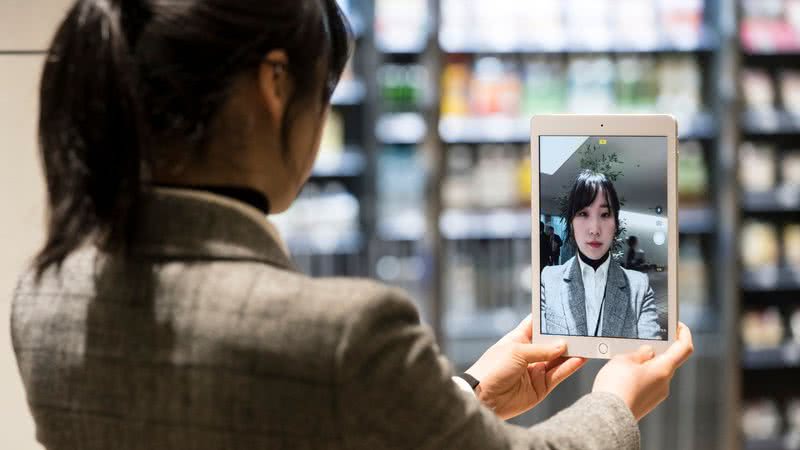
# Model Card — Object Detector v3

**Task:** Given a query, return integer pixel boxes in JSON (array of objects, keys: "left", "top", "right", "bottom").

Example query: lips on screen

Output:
[{"left": 538, "top": 136, "right": 669, "bottom": 341}]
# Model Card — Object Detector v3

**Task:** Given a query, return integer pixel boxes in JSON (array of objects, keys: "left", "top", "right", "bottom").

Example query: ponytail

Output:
[{"left": 34, "top": 0, "right": 150, "bottom": 277}]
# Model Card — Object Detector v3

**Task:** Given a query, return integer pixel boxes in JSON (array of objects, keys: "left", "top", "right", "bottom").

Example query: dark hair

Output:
[
  {"left": 34, "top": 0, "right": 351, "bottom": 277},
  {"left": 627, "top": 235, "right": 638, "bottom": 247},
  {"left": 562, "top": 169, "right": 621, "bottom": 246}
]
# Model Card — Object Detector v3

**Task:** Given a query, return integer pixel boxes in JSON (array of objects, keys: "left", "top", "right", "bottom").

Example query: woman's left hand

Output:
[{"left": 465, "top": 315, "right": 587, "bottom": 420}]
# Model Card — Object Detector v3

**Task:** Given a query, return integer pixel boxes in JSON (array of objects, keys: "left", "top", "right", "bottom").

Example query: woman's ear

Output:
[{"left": 257, "top": 50, "right": 290, "bottom": 128}]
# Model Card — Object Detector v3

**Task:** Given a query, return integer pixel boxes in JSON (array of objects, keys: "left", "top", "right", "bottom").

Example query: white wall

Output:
[{"left": 0, "top": 1, "right": 73, "bottom": 448}]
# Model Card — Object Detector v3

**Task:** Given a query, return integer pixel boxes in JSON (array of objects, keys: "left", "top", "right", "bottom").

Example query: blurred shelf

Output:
[
  {"left": 439, "top": 112, "right": 715, "bottom": 144},
  {"left": 742, "top": 110, "right": 800, "bottom": 135},
  {"left": 285, "top": 230, "right": 364, "bottom": 256},
  {"left": 311, "top": 148, "right": 366, "bottom": 177},
  {"left": 376, "top": 113, "right": 427, "bottom": 144},
  {"left": 331, "top": 79, "right": 366, "bottom": 105},
  {"left": 742, "top": 343, "right": 800, "bottom": 370},
  {"left": 742, "top": 188, "right": 800, "bottom": 213},
  {"left": 440, "top": 208, "right": 531, "bottom": 240},
  {"left": 376, "top": 36, "right": 429, "bottom": 54},
  {"left": 742, "top": 267, "right": 800, "bottom": 292},
  {"left": 377, "top": 215, "right": 427, "bottom": 241},
  {"left": 679, "top": 207, "right": 715, "bottom": 234},
  {"left": 439, "top": 27, "right": 717, "bottom": 54}
]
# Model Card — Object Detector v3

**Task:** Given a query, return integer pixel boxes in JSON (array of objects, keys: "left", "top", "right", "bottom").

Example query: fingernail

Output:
[
  {"left": 555, "top": 340, "right": 566, "bottom": 349},
  {"left": 641, "top": 345, "right": 654, "bottom": 356}
]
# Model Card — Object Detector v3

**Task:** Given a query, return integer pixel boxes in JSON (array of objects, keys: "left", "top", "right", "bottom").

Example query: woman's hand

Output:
[
  {"left": 465, "top": 315, "right": 586, "bottom": 420},
  {"left": 592, "top": 322, "right": 694, "bottom": 421}
]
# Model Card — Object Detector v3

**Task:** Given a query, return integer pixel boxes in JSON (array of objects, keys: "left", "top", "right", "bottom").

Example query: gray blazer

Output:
[
  {"left": 541, "top": 257, "right": 664, "bottom": 340},
  {"left": 12, "top": 188, "right": 640, "bottom": 450}
]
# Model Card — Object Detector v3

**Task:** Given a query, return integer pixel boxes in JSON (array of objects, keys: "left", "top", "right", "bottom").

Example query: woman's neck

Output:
[{"left": 578, "top": 249, "right": 609, "bottom": 271}]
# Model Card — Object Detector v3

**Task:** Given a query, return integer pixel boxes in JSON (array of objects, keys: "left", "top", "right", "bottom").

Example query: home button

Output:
[{"left": 598, "top": 343, "right": 609, "bottom": 354}]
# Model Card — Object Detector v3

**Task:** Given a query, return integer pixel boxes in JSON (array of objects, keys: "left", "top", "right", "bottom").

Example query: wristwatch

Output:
[{"left": 457, "top": 372, "right": 480, "bottom": 390}]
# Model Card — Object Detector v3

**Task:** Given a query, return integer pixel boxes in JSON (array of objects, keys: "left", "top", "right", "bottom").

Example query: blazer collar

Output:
[
  {"left": 563, "top": 257, "right": 588, "bottom": 335},
  {"left": 599, "top": 259, "right": 631, "bottom": 336},
  {"left": 130, "top": 187, "right": 296, "bottom": 271}
]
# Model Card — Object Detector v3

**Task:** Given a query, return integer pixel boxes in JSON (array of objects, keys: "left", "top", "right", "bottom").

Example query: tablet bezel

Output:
[{"left": 530, "top": 114, "right": 678, "bottom": 359}]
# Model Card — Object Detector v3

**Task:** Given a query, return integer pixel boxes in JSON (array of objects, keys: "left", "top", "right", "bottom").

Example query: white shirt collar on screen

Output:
[{"left": 577, "top": 255, "right": 611, "bottom": 336}]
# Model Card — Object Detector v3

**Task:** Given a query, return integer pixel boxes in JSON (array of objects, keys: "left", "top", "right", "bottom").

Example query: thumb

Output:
[
  {"left": 514, "top": 341, "right": 567, "bottom": 364},
  {"left": 626, "top": 345, "right": 656, "bottom": 364}
]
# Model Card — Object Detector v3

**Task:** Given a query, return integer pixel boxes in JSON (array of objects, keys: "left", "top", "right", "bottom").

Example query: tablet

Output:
[{"left": 531, "top": 115, "right": 678, "bottom": 359}]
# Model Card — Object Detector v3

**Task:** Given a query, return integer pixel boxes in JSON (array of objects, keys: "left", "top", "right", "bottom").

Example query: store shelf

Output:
[
  {"left": 439, "top": 27, "right": 718, "bottom": 55},
  {"left": 679, "top": 207, "right": 715, "bottom": 234},
  {"left": 285, "top": 230, "right": 364, "bottom": 256},
  {"left": 742, "top": 110, "right": 800, "bottom": 135},
  {"left": 331, "top": 79, "right": 366, "bottom": 106},
  {"left": 743, "top": 343, "right": 800, "bottom": 370},
  {"left": 377, "top": 213, "right": 427, "bottom": 241},
  {"left": 440, "top": 208, "right": 531, "bottom": 240},
  {"left": 376, "top": 112, "right": 427, "bottom": 144},
  {"left": 742, "top": 189, "right": 800, "bottom": 213},
  {"left": 311, "top": 148, "right": 366, "bottom": 177},
  {"left": 742, "top": 267, "right": 800, "bottom": 292},
  {"left": 439, "top": 112, "right": 715, "bottom": 144}
]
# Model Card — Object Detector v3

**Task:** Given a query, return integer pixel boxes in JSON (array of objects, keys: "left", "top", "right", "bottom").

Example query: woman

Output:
[
  {"left": 12, "top": 1, "right": 690, "bottom": 449},
  {"left": 541, "top": 170, "right": 665, "bottom": 340}
]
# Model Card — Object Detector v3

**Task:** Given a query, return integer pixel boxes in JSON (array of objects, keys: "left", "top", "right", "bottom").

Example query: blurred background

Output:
[{"left": 1, "top": 0, "right": 800, "bottom": 448}]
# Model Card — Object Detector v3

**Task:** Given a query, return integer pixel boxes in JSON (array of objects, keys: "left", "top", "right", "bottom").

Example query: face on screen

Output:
[{"left": 539, "top": 136, "right": 668, "bottom": 341}]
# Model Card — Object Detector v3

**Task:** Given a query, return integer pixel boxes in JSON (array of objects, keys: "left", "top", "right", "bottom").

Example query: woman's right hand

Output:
[{"left": 592, "top": 322, "right": 694, "bottom": 421}]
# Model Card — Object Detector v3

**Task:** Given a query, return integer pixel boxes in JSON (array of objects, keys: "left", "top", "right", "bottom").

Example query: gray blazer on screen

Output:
[
  {"left": 12, "top": 188, "right": 640, "bottom": 450},
  {"left": 541, "top": 257, "right": 664, "bottom": 340}
]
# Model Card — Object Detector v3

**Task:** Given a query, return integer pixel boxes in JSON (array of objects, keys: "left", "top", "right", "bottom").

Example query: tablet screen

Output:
[{"left": 539, "top": 136, "right": 668, "bottom": 341}]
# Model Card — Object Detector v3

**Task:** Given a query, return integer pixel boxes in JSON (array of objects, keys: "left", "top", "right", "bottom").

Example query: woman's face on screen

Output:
[{"left": 572, "top": 188, "right": 616, "bottom": 260}]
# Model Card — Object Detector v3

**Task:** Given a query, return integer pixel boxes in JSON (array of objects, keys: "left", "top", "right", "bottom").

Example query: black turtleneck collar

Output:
[
  {"left": 578, "top": 249, "right": 610, "bottom": 271},
  {"left": 156, "top": 184, "right": 271, "bottom": 215}
]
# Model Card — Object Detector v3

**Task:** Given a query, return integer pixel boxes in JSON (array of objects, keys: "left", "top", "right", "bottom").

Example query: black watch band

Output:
[{"left": 458, "top": 372, "right": 480, "bottom": 390}]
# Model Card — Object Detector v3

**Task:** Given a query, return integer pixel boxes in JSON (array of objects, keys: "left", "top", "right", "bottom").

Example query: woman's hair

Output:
[
  {"left": 561, "top": 169, "right": 621, "bottom": 246},
  {"left": 34, "top": 0, "right": 351, "bottom": 276},
  {"left": 627, "top": 235, "right": 638, "bottom": 247}
]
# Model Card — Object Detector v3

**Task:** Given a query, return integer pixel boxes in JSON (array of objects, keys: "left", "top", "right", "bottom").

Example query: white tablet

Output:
[{"left": 531, "top": 114, "right": 678, "bottom": 359}]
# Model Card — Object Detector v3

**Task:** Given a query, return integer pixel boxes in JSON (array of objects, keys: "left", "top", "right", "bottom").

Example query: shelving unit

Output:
[{"left": 738, "top": 1, "right": 800, "bottom": 448}]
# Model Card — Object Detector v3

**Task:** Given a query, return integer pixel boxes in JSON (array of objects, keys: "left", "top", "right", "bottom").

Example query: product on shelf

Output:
[
  {"left": 521, "top": 58, "right": 567, "bottom": 115},
  {"left": 741, "top": 220, "right": 780, "bottom": 269},
  {"left": 378, "top": 64, "right": 430, "bottom": 111},
  {"left": 742, "top": 398, "right": 783, "bottom": 440},
  {"left": 740, "top": 142, "right": 777, "bottom": 192},
  {"left": 741, "top": 0, "right": 800, "bottom": 52},
  {"left": 272, "top": 182, "right": 360, "bottom": 252},
  {"left": 567, "top": 56, "right": 616, "bottom": 113},
  {"left": 469, "top": 57, "right": 521, "bottom": 117},
  {"left": 474, "top": 145, "right": 519, "bottom": 209},
  {"left": 779, "top": 70, "right": 800, "bottom": 113},
  {"left": 792, "top": 309, "right": 800, "bottom": 344},
  {"left": 678, "top": 236, "right": 708, "bottom": 308},
  {"left": 442, "top": 145, "right": 473, "bottom": 209},
  {"left": 785, "top": 224, "right": 800, "bottom": 267},
  {"left": 319, "top": 110, "right": 344, "bottom": 155},
  {"left": 656, "top": 56, "right": 702, "bottom": 116},
  {"left": 616, "top": 56, "right": 659, "bottom": 111},
  {"left": 377, "top": 145, "right": 427, "bottom": 239},
  {"left": 742, "top": 308, "right": 786, "bottom": 349},
  {"left": 678, "top": 141, "right": 709, "bottom": 205},
  {"left": 742, "top": 68, "right": 776, "bottom": 112},
  {"left": 374, "top": 0, "right": 429, "bottom": 53},
  {"left": 439, "top": 0, "right": 704, "bottom": 51},
  {"left": 784, "top": 151, "right": 800, "bottom": 186},
  {"left": 440, "top": 54, "right": 703, "bottom": 123}
]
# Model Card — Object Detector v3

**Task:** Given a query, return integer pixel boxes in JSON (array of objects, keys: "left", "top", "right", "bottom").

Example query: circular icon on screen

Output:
[{"left": 653, "top": 231, "right": 666, "bottom": 246}]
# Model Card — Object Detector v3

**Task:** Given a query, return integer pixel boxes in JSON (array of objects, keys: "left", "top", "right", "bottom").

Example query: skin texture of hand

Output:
[
  {"left": 592, "top": 322, "right": 695, "bottom": 421},
  {"left": 466, "top": 315, "right": 587, "bottom": 420}
]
